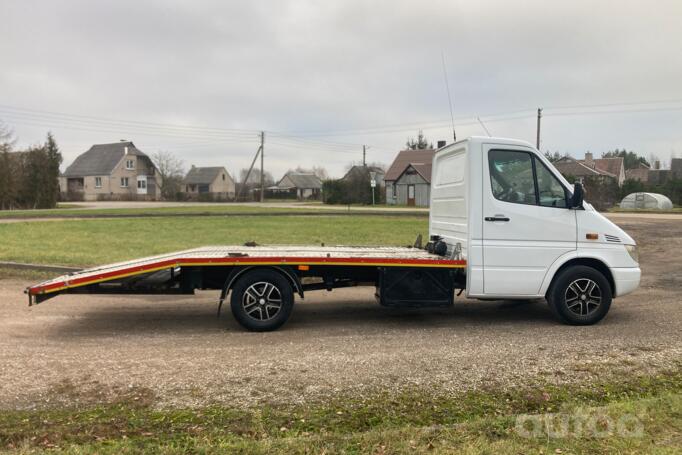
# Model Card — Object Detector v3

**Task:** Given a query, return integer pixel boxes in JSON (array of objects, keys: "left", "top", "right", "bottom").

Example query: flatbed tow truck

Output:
[{"left": 26, "top": 137, "right": 641, "bottom": 331}]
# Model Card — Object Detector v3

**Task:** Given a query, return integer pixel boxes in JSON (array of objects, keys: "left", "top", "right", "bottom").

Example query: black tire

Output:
[
  {"left": 547, "top": 265, "right": 612, "bottom": 325},
  {"left": 230, "top": 269, "right": 294, "bottom": 332}
]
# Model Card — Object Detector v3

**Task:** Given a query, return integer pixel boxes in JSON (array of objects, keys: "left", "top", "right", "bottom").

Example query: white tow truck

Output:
[{"left": 27, "top": 137, "right": 641, "bottom": 331}]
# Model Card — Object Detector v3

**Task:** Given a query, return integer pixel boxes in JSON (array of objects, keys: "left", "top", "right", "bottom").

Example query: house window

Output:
[
  {"left": 125, "top": 159, "right": 135, "bottom": 170},
  {"left": 120, "top": 177, "right": 129, "bottom": 187},
  {"left": 137, "top": 180, "right": 146, "bottom": 189},
  {"left": 95, "top": 177, "right": 102, "bottom": 188},
  {"left": 222, "top": 174, "right": 225, "bottom": 181},
  {"left": 391, "top": 183, "right": 397, "bottom": 198}
]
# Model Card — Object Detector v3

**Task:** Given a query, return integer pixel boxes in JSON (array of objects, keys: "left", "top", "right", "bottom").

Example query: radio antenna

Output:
[{"left": 441, "top": 50, "right": 456, "bottom": 142}]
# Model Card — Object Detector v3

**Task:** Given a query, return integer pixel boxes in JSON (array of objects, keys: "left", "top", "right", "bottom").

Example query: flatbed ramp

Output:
[{"left": 26, "top": 245, "right": 466, "bottom": 303}]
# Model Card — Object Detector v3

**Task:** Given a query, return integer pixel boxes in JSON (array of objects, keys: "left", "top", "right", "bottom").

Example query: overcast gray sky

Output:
[{"left": 1, "top": 0, "right": 681, "bottom": 178}]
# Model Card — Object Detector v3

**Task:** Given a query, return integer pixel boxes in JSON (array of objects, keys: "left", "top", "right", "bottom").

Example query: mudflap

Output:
[{"left": 376, "top": 267, "right": 455, "bottom": 308}]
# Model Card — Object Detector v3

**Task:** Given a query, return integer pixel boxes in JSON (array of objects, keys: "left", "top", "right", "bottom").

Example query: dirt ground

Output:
[{"left": 1, "top": 217, "right": 680, "bottom": 410}]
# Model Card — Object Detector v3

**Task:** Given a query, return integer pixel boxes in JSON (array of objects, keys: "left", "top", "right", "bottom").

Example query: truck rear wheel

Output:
[
  {"left": 230, "top": 269, "right": 294, "bottom": 331},
  {"left": 547, "top": 265, "right": 612, "bottom": 325}
]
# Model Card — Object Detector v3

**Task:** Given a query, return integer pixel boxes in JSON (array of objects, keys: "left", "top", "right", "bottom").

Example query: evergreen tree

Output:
[
  {"left": 405, "top": 130, "right": 433, "bottom": 150},
  {"left": 43, "top": 132, "right": 63, "bottom": 208}
]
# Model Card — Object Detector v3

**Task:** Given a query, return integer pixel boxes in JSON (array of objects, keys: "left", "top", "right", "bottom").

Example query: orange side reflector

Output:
[
  {"left": 586, "top": 233, "right": 599, "bottom": 240},
  {"left": 298, "top": 265, "right": 310, "bottom": 271}
]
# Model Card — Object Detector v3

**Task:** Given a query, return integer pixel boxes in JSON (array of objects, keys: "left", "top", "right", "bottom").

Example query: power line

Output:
[
  {"left": 545, "top": 97, "right": 682, "bottom": 111},
  {"left": 545, "top": 105, "right": 682, "bottom": 117},
  {"left": 0, "top": 104, "right": 260, "bottom": 135}
]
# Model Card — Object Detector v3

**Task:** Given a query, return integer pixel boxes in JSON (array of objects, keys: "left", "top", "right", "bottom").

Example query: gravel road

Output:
[{"left": 1, "top": 218, "right": 680, "bottom": 410}]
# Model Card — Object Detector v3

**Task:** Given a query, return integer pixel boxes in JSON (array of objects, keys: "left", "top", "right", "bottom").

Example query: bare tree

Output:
[
  {"left": 0, "top": 123, "right": 16, "bottom": 209},
  {"left": 0, "top": 121, "right": 15, "bottom": 152},
  {"left": 152, "top": 150, "right": 185, "bottom": 200},
  {"left": 287, "top": 165, "right": 328, "bottom": 180},
  {"left": 239, "top": 168, "right": 274, "bottom": 186}
]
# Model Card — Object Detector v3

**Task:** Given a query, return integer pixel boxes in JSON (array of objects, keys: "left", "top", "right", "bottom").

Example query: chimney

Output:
[
  {"left": 584, "top": 152, "right": 594, "bottom": 168},
  {"left": 655, "top": 160, "right": 661, "bottom": 170},
  {"left": 124, "top": 146, "right": 128, "bottom": 155},
  {"left": 437, "top": 140, "right": 446, "bottom": 148}
]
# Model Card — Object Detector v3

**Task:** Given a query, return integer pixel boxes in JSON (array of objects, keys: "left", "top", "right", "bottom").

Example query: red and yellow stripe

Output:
[{"left": 28, "top": 256, "right": 467, "bottom": 296}]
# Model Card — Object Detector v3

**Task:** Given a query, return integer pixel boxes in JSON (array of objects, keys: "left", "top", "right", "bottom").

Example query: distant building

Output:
[
  {"left": 384, "top": 149, "right": 435, "bottom": 206},
  {"left": 625, "top": 162, "right": 651, "bottom": 183},
  {"left": 341, "top": 165, "right": 385, "bottom": 186},
  {"left": 59, "top": 141, "right": 161, "bottom": 201},
  {"left": 554, "top": 152, "right": 625, "bottom": 186},
  {"left": 273, "top": 172, "right": 322, "bottom": 200},
  {"left": 645, "top": 158, "right": 682, "bottom": 185},
  {"left": 183, "top": 166, "right": 235, "bottom": 200}
]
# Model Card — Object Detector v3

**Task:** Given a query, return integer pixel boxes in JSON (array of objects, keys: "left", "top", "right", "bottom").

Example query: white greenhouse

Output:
[{"left": 619, "top": 192, "right": 673, "bottom": 210}]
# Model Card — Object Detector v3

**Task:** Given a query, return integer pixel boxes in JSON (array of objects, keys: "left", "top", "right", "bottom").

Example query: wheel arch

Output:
[
  {"left": 220, "top": 266, "right": 303, "bottom": 302},
  {"left": 543, "top": 257, "right": 615, "bottom": 298}
]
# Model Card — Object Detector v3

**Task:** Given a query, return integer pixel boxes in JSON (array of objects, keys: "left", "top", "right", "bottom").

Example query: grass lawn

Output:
[
  {"left": 0, "top": 205, "right": 320, "bottom": 219},
  {"left": 0, "top": 215, "right": 428, "bottom": 267},
  {"left": 609, "top": 206, "right": 682, "bottom": 214},
  {"left": 0, "top": 204, "right": 429, "bottom": 219},
  {"left": 1, "top": 369, "right": 679, "bottom": 454}
]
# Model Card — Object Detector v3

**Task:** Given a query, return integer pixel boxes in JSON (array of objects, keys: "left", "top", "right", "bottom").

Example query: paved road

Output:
[{"left": 1, "top": 218, "right": 680, "bottom": 410}]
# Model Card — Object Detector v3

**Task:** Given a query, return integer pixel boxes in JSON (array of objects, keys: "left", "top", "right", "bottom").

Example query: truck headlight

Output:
[{"left": 625, "top": 244, "right": 639, "bottom": 264}]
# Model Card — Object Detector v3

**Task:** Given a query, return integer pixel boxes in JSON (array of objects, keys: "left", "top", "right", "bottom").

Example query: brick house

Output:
[
  {"left": 59, "top": 141, "right": 161, "bottom": 200},
  {"left": 554, "top": 152, "right": 626, "bottom": 186}
]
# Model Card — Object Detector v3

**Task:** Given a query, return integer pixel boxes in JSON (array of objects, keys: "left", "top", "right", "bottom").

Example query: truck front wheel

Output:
[
  {"left": 230, "top": 269, "right": 294, "bottom": 331},
  {"left": 547, "top": 265, "right": 612, "bottom": 325}
]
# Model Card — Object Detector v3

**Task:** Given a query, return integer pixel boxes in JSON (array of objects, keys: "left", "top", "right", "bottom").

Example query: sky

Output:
[{"left": 1, "top": 0, "right": 681, "bottom": 178}]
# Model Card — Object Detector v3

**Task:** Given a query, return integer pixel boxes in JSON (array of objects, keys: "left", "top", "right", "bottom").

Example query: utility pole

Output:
[
  {"left": 362, "top": 145, "right": 366, "bottom": 166},
  {"left": 536, "top": 108, "right": 542, "bottom": 150},
  {"left": 236, "top": 136, "right": 263, "bottom": 202},
  {"left": 259, "top": 131, "right": 265, "bottom": 202}
]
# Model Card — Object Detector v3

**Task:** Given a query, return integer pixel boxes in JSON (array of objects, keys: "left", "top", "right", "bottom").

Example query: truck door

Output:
[{"left": 482, "top": 146, "right": 576, "bottom": 295}]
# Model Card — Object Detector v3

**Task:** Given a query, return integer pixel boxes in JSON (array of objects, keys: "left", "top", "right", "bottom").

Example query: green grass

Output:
[
  {"left": 0, "top": 204, "right": 428, "bottom": 219},
  {"left": 0, "top": 215, "right": 428, "bottom": 267},
  {"left": 608, "top": 206, "right": 682, "bottom": 214},
  {"left": 0, "top": 205, "right": 321, "bottom": 219},
  {"left": 0, "top": 267, "right": 58, "bottom": 281},
  {"left": 1, "top": 369, "right": 680, "bottom": 454}
]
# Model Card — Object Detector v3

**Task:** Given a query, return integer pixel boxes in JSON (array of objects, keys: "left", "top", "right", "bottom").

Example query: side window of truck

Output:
[
  {"left": 534, "top": 158, "right": 568, "bottom": 208},
  {"left": 488, "top": 150, "right": 537, "bottom": 205}
]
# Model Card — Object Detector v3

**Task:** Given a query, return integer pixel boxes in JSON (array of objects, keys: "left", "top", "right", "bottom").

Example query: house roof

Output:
[
  {"left": 184, "top": 166, "right": 231, "bottom": 185},
  {"left": 62, "top": 141, "right": 150, "bottom": 177},
  {"left": 592, "top": 157, "right": 624, "bottom": 177},
  {"left": 277, "top": 172, "right": 322, "bottom": 189},
  {"left": 342, "top": 165, "right": 385, "bottom": 181},
  {"left": 554, "top": 157, "right": 616, "bottom": 178},
  {"left": 384, "top": 149, "right": 435, "bottom": 182}
]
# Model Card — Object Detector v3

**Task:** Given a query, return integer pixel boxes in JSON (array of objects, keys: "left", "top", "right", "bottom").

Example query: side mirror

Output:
[{"left": 569, "top": 182, "right": 584, "bottom": 209}]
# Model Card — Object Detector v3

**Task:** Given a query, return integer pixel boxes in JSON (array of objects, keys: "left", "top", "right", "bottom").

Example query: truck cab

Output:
[{"left": 430, "top": 137, "right": 641, "bottom": 325}]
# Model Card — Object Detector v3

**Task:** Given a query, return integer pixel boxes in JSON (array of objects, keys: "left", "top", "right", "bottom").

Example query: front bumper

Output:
[{"left": 612, "top": 267, "right": 641, "bottom": 297}]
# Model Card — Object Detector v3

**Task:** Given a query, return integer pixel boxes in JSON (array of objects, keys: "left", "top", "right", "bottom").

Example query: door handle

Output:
[{"left": 485, "top": 216, "right": 510, "bottom": 222}]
